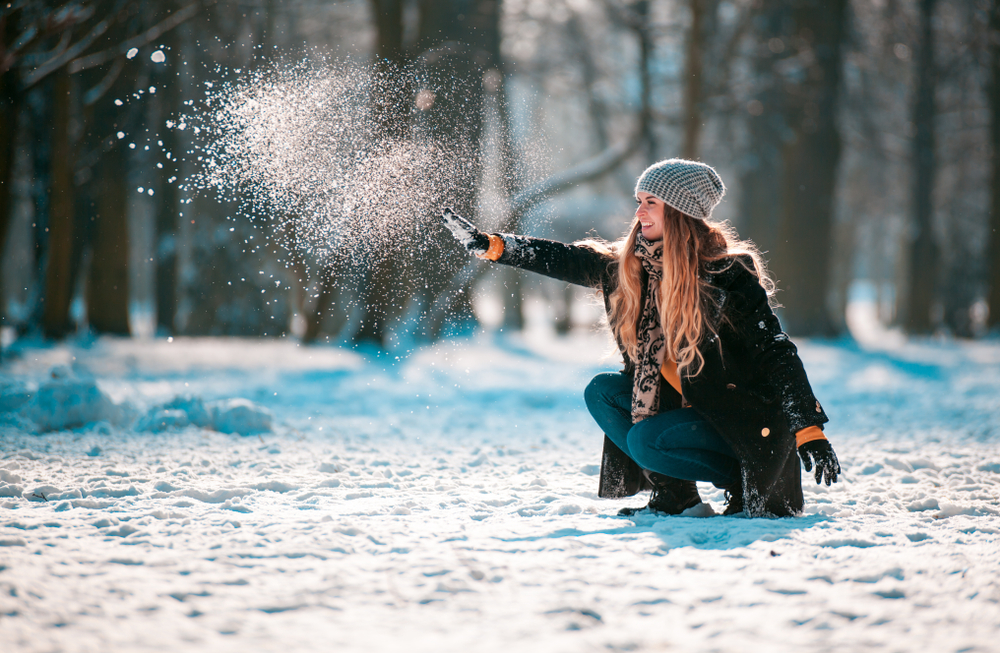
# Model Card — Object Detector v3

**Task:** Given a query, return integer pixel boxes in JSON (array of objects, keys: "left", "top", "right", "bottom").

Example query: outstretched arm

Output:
[
  {"left": 441, "top": 208, "right": 493, "bottom": 256},
  {"left": 440, "top": 208, "right": 614, "bottom": 289}
]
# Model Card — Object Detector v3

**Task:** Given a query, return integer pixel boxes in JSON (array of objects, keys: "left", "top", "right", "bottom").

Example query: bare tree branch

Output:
[
  {"left": 21, "top": 1, "right": 124, "bottom": 88},
  {"left": 69, "top": 0, "right": 204, "bottom": 74},
  {"left": 0, "top": 2, "right": 94, "bottom": 75},
  {"left": 82, "top": 55, "right": 123, "bottom": 105},
  {"left": 423, "top": 131, "right": 642, "bottom": 336},
  {"left": 19, "top": 30, "right": 72, "bottom": 67},
  {"left": 510, "top": 138, "right": 638, "bottom": 216},
  {"left": 9, "top": 23, "right": 39, "bottom": 55},
  {"left": 1, "top": 1, "right": 32, "bottom": 21}
]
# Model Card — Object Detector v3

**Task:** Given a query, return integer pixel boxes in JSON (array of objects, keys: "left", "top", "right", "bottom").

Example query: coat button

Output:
[
  {"left": 816, "top": 401, "right": 822, "bottom": 413},
  {"left": 726, "top": 383, "right": 736, "bottom": 390},
  {"left": 761, "top": 427, "right": 770, "bottom": 437}
]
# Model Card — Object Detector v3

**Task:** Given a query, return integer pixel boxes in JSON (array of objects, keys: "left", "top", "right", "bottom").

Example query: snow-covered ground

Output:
[{"left": 2, "top": 310, "right": 999, "bottom": 652}]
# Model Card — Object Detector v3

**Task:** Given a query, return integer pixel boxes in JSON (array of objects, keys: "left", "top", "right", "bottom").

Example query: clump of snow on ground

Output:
[
  {"left": 1, "top": 324, "right": 998, "bottom": 653},
  {"left": 136, "top": 396, "right": 271, "bottom": 435},
  {"left": 1, "top": 365, "right": 271, "bottom": 436}
]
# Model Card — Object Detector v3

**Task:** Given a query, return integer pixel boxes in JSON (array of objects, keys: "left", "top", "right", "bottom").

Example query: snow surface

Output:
[{"left": 1, "top": 315, "right": 999, "bottom": 652}]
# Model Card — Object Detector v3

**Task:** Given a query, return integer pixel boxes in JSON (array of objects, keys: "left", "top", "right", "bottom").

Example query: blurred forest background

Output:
[{"left": 1, "top": 0, "right": 999, "bottom": 351}]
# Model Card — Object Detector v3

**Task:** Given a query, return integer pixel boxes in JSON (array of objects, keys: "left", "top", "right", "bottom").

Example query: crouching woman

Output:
[{"left": 441, "top": 158, "right": 840, "bottom": 517}]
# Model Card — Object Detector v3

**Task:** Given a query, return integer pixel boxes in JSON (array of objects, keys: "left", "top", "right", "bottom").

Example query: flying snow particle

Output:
[
  {"left": 137, "top": 187, "right": 145, "bottom": 193},
  {"left": 126, "top": 48, "right": 138, "bottom": 59},
  {"left": 117, "top": 131, "right": 125, "bottom": 139},
  {"left": 114, "top": 99, "right": 123, "bottom": 106},
  {"left": 151, "top": 50, "right": 166, "bottom": 63},
  {"left": 416, "top": 89, "right": 436, "bottom": 111}
]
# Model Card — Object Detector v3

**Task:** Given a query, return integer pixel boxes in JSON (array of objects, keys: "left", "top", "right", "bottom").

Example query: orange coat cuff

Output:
[
  {"left": 476, "top": 234, "right": 504, "bottom": 261},
  {"left": 795, "top": 425, "right": 827, "bottom": 448}
]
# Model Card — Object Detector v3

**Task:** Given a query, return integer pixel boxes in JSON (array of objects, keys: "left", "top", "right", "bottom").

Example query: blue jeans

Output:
[{"left": 584, "top": 372, "right": 741, "bottom": 487}]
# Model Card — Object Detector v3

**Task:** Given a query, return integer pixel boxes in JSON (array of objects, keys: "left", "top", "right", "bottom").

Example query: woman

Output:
[{"left": 441, "top": 158, "right": 840, "bottom": 517}]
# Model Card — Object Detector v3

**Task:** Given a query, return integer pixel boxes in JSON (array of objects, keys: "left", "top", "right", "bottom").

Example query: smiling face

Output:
[{"left": 635, "top": 192, "right": 666, "bottom": 241}]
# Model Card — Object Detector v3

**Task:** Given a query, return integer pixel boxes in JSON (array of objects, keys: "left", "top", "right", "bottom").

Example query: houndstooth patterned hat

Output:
[{"left": 634, "top": 158, "right": 725, "bottom": 220}]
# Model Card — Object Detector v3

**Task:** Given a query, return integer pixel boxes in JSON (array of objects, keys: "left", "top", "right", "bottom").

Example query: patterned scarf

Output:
[{"left": 632, "top": 234, "right": 666, "bottom": 423}]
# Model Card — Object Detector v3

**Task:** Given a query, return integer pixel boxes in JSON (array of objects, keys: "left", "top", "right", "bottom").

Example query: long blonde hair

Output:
[{"left": 580, "top": 206, "right": 774, "bottom": 377}]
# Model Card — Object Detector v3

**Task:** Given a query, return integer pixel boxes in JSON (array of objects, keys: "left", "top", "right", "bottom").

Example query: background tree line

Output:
[{"left": 2, "top": 0, "right": 999, "bottom": 350}]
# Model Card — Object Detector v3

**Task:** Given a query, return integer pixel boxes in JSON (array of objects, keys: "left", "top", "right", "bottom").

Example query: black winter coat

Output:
[{"left": 491, "top": 233, "right": 829, "bottom": 517}]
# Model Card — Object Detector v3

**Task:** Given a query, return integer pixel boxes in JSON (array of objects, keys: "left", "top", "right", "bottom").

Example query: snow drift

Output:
[{"left": 1, "top": 366, "right": 271, "bottom": 435}]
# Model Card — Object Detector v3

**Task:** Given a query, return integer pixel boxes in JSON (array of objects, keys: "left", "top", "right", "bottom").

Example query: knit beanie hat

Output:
[{"left": 634, "top": 158, "right": 725, "bottom": 220}]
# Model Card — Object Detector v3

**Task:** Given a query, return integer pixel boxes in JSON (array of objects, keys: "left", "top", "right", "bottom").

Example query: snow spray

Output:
[{"left": 177, "top": 57, "right": 489, "bottom": 276}]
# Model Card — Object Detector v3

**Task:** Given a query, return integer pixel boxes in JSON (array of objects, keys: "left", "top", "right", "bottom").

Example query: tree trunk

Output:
[
  {"left": 682, "top": 0, "right": 705, "bottom": 161},
  {"left": 354, "top": 256, "right": 399, "bottom": 345},
  {"left": 769, "top": 0, "right": 848, "bottom": 336},
  {"left": 370, "top": 0, "right": 411, "bottom": 138},
  {"left": 553, "top": 283, "right": 573, "bottom": 335},
  {"left": 303, "top": 269, "right": 346, "bottom": 343},
  {"left": 0, "top": 9, "right": 22, "bottom": 333},
  {"left": 351, "top": 0, "right": 412, "bottom": 346},
  {"left": 501, "top": 267, "right": 525, "bottom": 331},
  {"left": 566, "top": 12, "right": 609, "bottom": 153},
  {"left": 359, "top": 0, "right": 409, "bottom": 345},
  {"left": 154, "top": 25, "right": 182, "bottom": 334},
  {"left": 0, "top": 64, "right": 18, "bottom": 325},
  {"left": 739, "top": 5, "right": 786, "bottom": 255},
  {"left": 41, "top": 69, "right": 77, "bottom": 338},
  {"left": 25, "top": 80, "right": 55, "bottom": 331},
  {"left": 988, "top": 0, "right": 1000, "bottom": 330},
  {"left": 350, "top": 0, "right": 497, "bottom": 346},
  {"left": 88, "top": 128, "right": 131, "bottom": 335},
  {"left": 905, "top": 0, "right": 938, "bottom": 334},
  {"left": 423, "top": 2, "right": 654, "bottom": 337},
  {"left": 491, "top": 59, "right": 528, "bottom": 331},
  {"left": 634, "top": 1, "right": 655, "bottom": 161},
  {"left": 262, "top": 0, "right": 278, "bottom": 50}
]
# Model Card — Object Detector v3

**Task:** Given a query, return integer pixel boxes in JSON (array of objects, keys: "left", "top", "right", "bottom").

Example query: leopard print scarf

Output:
[{"left": 632, "top": 234, "right": 666, "bottom": 423}]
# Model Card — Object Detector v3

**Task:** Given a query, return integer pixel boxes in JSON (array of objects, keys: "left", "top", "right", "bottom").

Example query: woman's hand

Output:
[
  {"left": 441, "top": 207, "right": 490, "bottom": 256},
  {"left": 798, "top": 440, "right": 841, "bottom": 485}
]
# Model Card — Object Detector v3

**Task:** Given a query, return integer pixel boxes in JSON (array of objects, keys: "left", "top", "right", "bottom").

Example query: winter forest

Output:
[{"left": 1, "top": 1, "right": 999, "bottom": 652}]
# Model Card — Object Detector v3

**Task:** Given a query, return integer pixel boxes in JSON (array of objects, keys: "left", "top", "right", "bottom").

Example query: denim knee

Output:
[
  {"left": 626, "top": 419, "right": 659, "bottom": 471},
  {"left": 584, "top": 373, "right": 621, "bottom": 413}
]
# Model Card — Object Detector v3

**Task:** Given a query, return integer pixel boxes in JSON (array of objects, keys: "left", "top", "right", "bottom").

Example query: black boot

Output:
[
  {"left": 722, "top": 483, "right": 744, "bottom": 516},
  {"left": 618, "top": 471, "right": 702, "bottom": 516}
]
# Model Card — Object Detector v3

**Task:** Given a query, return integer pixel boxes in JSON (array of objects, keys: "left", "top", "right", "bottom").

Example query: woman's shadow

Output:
[{"left": 497, "top": 511, "right": 831, "bottom": 552}]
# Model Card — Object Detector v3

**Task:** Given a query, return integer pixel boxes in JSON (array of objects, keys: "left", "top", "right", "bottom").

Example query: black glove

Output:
[
  {"left": 798, "top": 439, "right": 841, "bottom": 486},
  {"left": 441, "top": 207, "right": 490, "bottom": 256}
]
